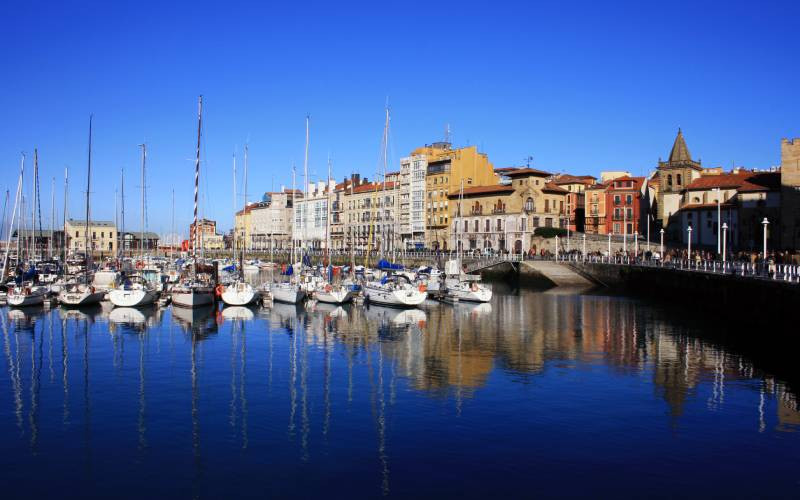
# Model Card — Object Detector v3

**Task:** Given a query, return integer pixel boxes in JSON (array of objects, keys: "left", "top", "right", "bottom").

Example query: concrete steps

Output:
[{"left": 520, "top": 261, "right": 595, "bottom": 288}]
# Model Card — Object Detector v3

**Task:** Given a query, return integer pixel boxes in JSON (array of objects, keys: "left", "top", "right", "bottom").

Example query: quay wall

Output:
[{"left": 570, "top": 261, "right": 800, "bottom": 327}]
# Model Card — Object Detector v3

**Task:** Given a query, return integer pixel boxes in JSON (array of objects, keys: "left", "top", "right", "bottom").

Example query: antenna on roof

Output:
[
  {"left": 525, "top": 156, "right": 534, "bottom": 168},
  {"left": 444, "top": 123, "right": 451, "bottom": 143}
]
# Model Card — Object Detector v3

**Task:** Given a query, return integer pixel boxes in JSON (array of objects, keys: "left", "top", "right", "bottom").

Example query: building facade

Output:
[
  {"left": 606, "top": 176, "right": 645, "bottom": 237},
  {"left": 449, "top": 168, "right": 568, "bottom": 253},
  {"left": 249, "top": 190, "right": 297, "bottom": 251},
  {"left": 780, "top": 138, "right": 800, "bottom": 249},
  {"left": 342, "top": 179, "right": 398, "bottom": 252},
  {"left": 399, "top": 154, "right": 427, "bottom": 249},
  {"left": 655, "top": 129, "right": 704, "bottom": 237},
  {"left": 65, "top": 219, "right": 117, "bottom": 253},
  {"left": 293, "top": 181, "right": 334, "bottom": 250},
  {"left": 584, "top": 183, "right": 608, "bottom": 234}
]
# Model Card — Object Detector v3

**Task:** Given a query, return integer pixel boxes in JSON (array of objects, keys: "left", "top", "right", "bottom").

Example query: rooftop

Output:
[
  {"left": 447, "top": 185, "right": 514, "bottom": 198},
  {"left": 504, "top": 167, "right": 552, "bottom": 178},
  {"left": 66, "top": 218, "right": 115, "bottom": 227}
]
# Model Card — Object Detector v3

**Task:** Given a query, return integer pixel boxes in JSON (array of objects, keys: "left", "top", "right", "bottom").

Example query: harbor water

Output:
[{"left": 1, "top": 283, "right": 799, "bottom": 498}]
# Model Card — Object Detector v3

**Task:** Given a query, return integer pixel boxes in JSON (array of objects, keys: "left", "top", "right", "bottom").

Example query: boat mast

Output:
[
  {"left": 84, "top": 115, "right": 93, "bottom": 283},
  {"left": 139, "top": 143, "right": 146, "bottom": 264},
  {"left": 0, "top": 190, "right": 7, "bottom": 246},
  {"left": 63, "top": 166, "right": 68, "bottom": 269},
  {"left": 243, "top": 143, "right": 249, "bottom": 257},
  {"left": 120, "top": 169, "right": 125, "bottom": 259},
  {"left": 382, "top": 105, "right": 389, "bottom": 259},
  {"left": 170, "top": 188, "right": 174, "bottom": 262},
  {"left": 34, "top": 148, "right": 43, "bottom": 261},
  {"left": 232, "top": 151, "right": 237, "bottom": 273},
  {"left": 193, "top": 95, "right": 203, "bottom": 266},
  {"left": 1, "top": 155, "right": 24, "bottom": 281},
  {"left": 50, "top": 177, "right": 55, "bottom": 260},
  {"left": 291, "top": 164, "right": 296, "bottom": 265},
  {"left": 303, "top": 115, "right": 310, "bottom": 254},
  {"left": 325, "top": 154, "right": 331, "bottom": 256}
]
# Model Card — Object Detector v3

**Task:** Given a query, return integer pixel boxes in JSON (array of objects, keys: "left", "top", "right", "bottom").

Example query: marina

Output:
[{"left": 0, "top": 282, "right": 799, "bottom": 497}]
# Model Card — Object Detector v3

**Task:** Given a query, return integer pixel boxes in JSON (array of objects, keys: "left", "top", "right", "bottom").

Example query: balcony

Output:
[{"left": 492, "top": 208, "right": 506, "bottom": 214}]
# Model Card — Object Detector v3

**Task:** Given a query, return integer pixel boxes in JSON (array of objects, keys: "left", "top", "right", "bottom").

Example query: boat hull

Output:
[
  {"left": 314, "top": 288, "right": 356, "bottom": 304},
  {"left": 221, "top": 286, "right": 258, "bottom": 306},
  {"left": 58, "top": 290, "right": 106, "bottom": 307},
  {"left": 171, "top": 288, "right": 215, "bottom": 308},
  {"left": 7, "top": 293, "right": 45, "bottom": 307},
  {"left": 109, "top": 288, "right": 159, "bottom": 307},
  {"left": 364, "top": 286, "right": 426, "bottom": 308},
  {"left": 271, "top": 285, "right": 306, "bottom": 304}
]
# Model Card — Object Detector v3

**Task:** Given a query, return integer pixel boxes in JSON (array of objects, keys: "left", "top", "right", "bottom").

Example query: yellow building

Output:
[
  {"left": 449, "top": 168, "right": 568, "bottom": 253},
  {"left": 65, "top": 219, "right": 118, "bottom": 254},
  {"left": 410, "top": 142, "right": 498, "bottom": 250}
]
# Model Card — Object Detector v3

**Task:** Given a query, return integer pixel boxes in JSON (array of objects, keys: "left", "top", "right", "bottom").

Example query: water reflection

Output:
[{"left": 0, "top": 287, "right": 799, "bottom": 497}]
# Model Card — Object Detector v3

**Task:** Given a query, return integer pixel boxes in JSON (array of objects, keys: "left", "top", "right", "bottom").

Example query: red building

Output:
[{"left": 605, "top": 176, "right": 644, "bottom": 236}]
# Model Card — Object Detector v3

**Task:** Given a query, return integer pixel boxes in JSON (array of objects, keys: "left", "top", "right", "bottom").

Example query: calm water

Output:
[{"left": 1, "top": 285, "right": 799, "bottom": 498}]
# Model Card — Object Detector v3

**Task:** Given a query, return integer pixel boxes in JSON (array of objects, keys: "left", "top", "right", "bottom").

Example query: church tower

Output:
[{"left": 655, "top": 129, "right": 703, "bottom": 231}]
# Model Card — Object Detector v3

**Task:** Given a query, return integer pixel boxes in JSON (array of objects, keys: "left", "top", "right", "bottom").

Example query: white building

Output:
[
  {"left": 399, "top": 154, "right": 427, "bottom": 249},
  {"left": 250, "top": 189, "right": 297, "bottom": 251},
  {"left": 293, "top": 180, "right": 335, "bottom": 250}
]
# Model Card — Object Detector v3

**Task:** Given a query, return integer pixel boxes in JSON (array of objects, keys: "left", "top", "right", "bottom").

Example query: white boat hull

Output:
[
  {"left": 7, "top": 292, "right": 45, "bottom": 307},
  {"left": 271, "top": 285, "right": 306, "bottom": 304},
  {"left": 109, "top": 288, "right": 159, "bottom": 307},
  {"left": 314, "top": 287, "right": 356, "bottom": 304},
  {"left": 221, "top": 285, "right": 258, "bottom": 306},
  {"left": 171, "top": 288, "right": 215, "bottom": 308},
  {"left": 447, "top": 286, "right": 492, "bottom": 303},
  {"left": 364, "top": 285, "right": 426, "bottom": 308},
  {"left": 58, "top": 290, "right": 106, "bottom": 307}
]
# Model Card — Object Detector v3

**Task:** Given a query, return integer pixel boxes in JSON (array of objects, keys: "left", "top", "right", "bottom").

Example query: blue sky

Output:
[{"left": 1, "top": 0, "right": 798, "bottom": 235}]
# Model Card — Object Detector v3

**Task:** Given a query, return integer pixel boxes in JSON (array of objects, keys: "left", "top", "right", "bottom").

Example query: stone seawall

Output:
[{"left": 571, "top": 261, "right": 800, "bottom": 328}]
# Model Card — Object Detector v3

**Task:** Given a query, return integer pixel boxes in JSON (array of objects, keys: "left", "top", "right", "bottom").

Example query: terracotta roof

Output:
[
  {"left": 351, "top": 181, "right": 396, "bottom": 194},
  {"left": 553, "top": 174, "right": 596, "bottom": 185},
  {"left": 542, "top": 182, "right": 568, "bottom": 194},
  {"left": 447, "top": 185, "right": 514, "bottom": 198},
  {"left": 678, "top": 202, "right": 736, "bottom": 211},
  {"left": 685, "top": 171, "right": 779, "bottom": 192},
  {"left": 494, "top": 167, "right": 519, "bottom": 173},
  {"left": 505, "top": 167, "right": 552, "bottom": 178}
]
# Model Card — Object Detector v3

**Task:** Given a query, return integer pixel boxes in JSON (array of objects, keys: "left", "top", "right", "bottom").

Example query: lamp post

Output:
[
  {"left": 762, "top": 217, "right": 769, "bottom": 259},
  {"left": 555, "top": 234, "right": 559, "bottom": 260},
  {"left": 687, "top": 225, "right": 693, "bottom": 261},
  {"left": 582, "top": 233, "right": 586, "bottom": 260},
  {"left": 607, "top": 232, "right": 611, "bottom": 260},
  {"left": 659, "top": 228, "right": 664, "bottom": 258},
  {"left": 715, "top": 187, "right": 721, "bottom": 255},
  {"left": 623, "top": 206, "right": 627, "bottom": 253},
  {"left": 722, "top": 222, "right": 728, "bottom": 264},
  {"left": 646, "top": 213, "right": 651, "bottom": 253},
  {"left": 634, "top": 231, "right": 638, "bottom": 258}
]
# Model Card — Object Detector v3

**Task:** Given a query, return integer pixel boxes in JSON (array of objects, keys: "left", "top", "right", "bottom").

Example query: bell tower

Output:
[{"left": 656, "top": 129, "right": 703, "bottom": 231}]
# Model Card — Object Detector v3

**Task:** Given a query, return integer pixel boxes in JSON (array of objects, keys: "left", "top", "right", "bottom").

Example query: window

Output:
[
  {"left": 520, "top": 218, "right": 526, "bottom": 230},
  {"left": 626, "top": 194, "right": 632, "bottom": 204},
  {"left": 524, "top": 197, "right": 534, "bottom": 212},
  {"left": 545, "top": 199, "right": 550, "bottom": 212},
  {"left": 545, "top": 218, "right": 553, "bottom": 227},
  {"left": 626, "top": 208, "right": 633, "bottom": 219},
  {"left": 474, "top": 220, "right": 479, "bottom": 232},
  {"left": 533, "top": 217, "right": 540, "bottom": 228},
  {"left": 677, "top": 174, "right": 682, "bottom": 185},
  {"left": 485, "top": 220, "right": 490, "bottom": 232},
  {"left": 463, "top": 221, "right": 468, "bottom": 232},
  {"left": 496, "top": 219, "right": 503, "bottom": 231},
  {"left": 667, "top": 175, "right": 673, "bottom": 187},
  {"left": 614, "top": 195, "right": 621, "bottom": 204}
]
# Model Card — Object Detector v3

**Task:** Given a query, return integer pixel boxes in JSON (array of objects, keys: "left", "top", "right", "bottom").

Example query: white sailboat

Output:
[
  {"left": 59, "top": 116, "right": 104, "bottom": 307},
  {"left": 222, "top": 148, "right": 257, "bottom": 306},
  {"left": 7, "top": 284, "right": 47, "bottom": 307},
  {"left": 364, "top": 275, "right": 426, "bottom": 307},
  {"left": 173, "top": 96, "right": 216, "bottom": 308},
  {"left": 110, "top": 144, "right": 159, "bottom": 307}
]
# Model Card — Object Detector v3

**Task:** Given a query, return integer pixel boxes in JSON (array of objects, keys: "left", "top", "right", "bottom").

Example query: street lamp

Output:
[
  {"left": 582, "top": 233, "right": 586, "bottom": 260},
  {"left": 715, "top": 187, "right": 721, "bottom": 255},
  {"left": 659, "top": 228, "right": 664, "bottom": 258},
  {"left": 722, "top": 222, "right": 728, "bottom": 264},
  {"left": 555, "top": 234, "right": 559, "bottom": 260},
  {"left": 634, "top": 231, "right": 638, "bottom": 257},
  {"left": 607, "top": 232, "right": 611, "bottom": 260},
  {"left": 762, "top": 217, "right": 769, "bottom": 258},
  {"left": 687, "top": 225, "right": 693, "bottom": 260}
]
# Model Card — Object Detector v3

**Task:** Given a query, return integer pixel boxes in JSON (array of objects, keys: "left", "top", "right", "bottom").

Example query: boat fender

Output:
[
  {"left": 215, "top": 284, "right": 224, "bottom": 297},
  {"left": 324, "top": 284, "right": 332, "bottom": 293},
  {"left": 418, "top": 283, "right": 427, "bottom": 293}
]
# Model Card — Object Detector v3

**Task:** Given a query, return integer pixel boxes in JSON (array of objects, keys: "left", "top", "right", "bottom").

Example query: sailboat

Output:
[
  {"left": 110, "top": 144, "right": 158, "bottom": 307},
  {"left": 222, "top": 148, "right": 257, "bottom": 306},
  {"left": 171, "top": 96, "right": 216, "bottom": 309},
  {"left": 59, "top": 117, "right": 105, "bottom": 307}
]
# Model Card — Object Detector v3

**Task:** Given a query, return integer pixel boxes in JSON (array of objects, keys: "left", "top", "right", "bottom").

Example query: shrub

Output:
[{"left": 534, "top": 227, "right": 568, "bottom": 238}]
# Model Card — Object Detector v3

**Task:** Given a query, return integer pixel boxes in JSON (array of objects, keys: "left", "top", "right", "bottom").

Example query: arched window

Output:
[
  {"left": 524, "top": 197, "right": 535, "bottom": 212},
  {"left": 677, "top": 174, "right": 682, "bottom": 185},
  {"left": 667, "top": 175, "right": 673, "bottom": 187}
]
